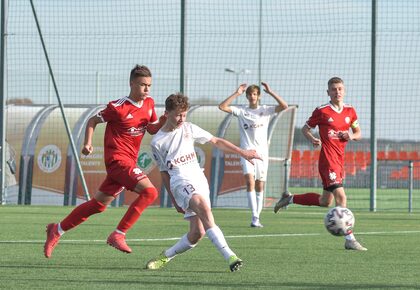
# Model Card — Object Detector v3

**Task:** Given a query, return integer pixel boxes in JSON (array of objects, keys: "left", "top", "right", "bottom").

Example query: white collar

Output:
[
  {"left": 126, "top": 96, "right": 144, "bottom": 108},
  {"left": 329, "top": 102, "right": 343, "bottom": 113}
]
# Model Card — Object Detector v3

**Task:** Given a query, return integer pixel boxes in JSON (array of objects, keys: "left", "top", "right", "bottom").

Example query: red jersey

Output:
[
  {"left": 98, "top": 96, "right": 158, "bottom": 165},
  {"left": 305, "top": 102, "right": 359, "bottom": 169}
]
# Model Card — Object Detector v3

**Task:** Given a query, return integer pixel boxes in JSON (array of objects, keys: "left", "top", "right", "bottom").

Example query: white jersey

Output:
[
  {"left": 151, "top": 122, "right": 214, "bottom": 190},
  {"left": 231, "top": 105, "right": 276, "bottom": 156}
]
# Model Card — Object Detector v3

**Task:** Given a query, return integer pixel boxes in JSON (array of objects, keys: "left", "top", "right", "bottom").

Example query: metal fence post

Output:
[{"left": 408, "top": 160, "right": 413, "bottom": 213}]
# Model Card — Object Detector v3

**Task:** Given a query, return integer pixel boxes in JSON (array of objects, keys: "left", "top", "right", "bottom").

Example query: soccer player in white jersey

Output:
[
  {"left": 219, "top": 82, "right": 288, "bottom": 227},
  {"left": 146, "top": 93, "right": 261, "bottom": 272}
]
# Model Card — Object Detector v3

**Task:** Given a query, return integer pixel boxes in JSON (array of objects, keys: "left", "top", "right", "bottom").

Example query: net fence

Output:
[{"left": 3, "top": 0, "right": 420, "bottom": 210}]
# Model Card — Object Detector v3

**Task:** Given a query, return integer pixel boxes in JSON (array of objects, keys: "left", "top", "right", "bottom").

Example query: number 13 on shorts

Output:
[{"left": 183, "top": 184, "right": 196, "bottom": 195}]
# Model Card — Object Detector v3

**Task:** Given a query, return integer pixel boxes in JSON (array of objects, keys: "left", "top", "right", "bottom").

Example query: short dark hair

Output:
[
  {"left": 165, "top": 93, "right": 190, "bottom": 112},
  {"left": 328, "top": 77, "right": 344, "bottom": 88},
  {"left": 130, "top": 65, "right": 152, "bottom": 81}
]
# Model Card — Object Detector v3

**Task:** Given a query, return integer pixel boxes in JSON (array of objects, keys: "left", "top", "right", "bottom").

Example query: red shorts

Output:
[
  {"left": 318, "top": 159, "right": 344, "bottom": 190},
  {"left": 99, "top": 160, "right": 147, "bottom": 197}
]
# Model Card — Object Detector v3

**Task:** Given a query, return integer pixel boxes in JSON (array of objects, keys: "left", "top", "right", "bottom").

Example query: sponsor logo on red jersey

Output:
[
  {"left": 328, "top": 129, "right": 348, "bottom": 140},
  {"left": 127, "top": 126, "right": 146, "bottom": 137}
]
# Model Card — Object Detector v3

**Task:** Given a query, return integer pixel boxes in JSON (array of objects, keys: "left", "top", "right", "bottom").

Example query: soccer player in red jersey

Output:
[
  {"left": 274, "top": 77, "right": 367, "bottom": 251},
  {"left": 44, "top": 65, "right": 165, "bottom": 258}
]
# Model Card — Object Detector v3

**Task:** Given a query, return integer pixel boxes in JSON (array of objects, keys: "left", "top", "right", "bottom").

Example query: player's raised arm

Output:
[
  {"left": 218, "top": 84, "right": 247, "bottom": 113},
  {"left": 82, "top": 114, "right": 103, "bottom": 155},
  {"left": 261, "top": 82, "right": 288, "bottom": 113},
  {"left": 209, "top": 136, "right": 261, "bottom": 164}
]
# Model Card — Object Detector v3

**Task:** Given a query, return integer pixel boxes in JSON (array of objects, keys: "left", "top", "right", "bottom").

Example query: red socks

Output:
[
  {"left": 293, "top": 192, "right": 321, "bottom": 206},
  {"left": 60, "top": 198, "right": 107, "bottom": 231},
  {"left": 116, "top": 187, "right": 158, "bottom": 233},
  {"left": 60, "top": 187, "right": 158, "bottom": 234}
]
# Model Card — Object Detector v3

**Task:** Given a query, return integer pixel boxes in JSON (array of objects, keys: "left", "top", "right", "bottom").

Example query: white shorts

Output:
[
  {"left": 171, "top": 177, "right": 211, "bottom": 219},
  {"left": 240, "top": 155, "right": 269, "bottom": 181}
]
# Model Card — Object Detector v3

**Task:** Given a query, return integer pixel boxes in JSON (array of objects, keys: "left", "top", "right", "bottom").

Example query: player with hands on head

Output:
[
  {"left": 44, "top": 65, "right": 166, "bottom": 258},
  {"left": 274, "top": 77, "right": 366, "bottom": 251},
  {"left": 146, "top": 93, "right": 261, "bottom": 272},
  {"left": 219, "top": 82, "right": 288, "bottom": 228}
]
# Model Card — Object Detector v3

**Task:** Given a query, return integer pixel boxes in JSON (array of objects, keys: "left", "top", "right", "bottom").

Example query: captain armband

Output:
[{"left": 350, "top": 120, "right": 359, "bottom": 129}]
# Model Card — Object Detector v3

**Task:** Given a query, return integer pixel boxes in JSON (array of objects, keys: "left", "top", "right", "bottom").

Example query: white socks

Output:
[
  {"left": 248, "top": 191, "right": 264, "bottom": 220},
  {"left": 256, "top": 191, "right": 264, "bottom": 216},
  {"left": 115, "top": 229, "right": 125, "bottom": 235},
  {"left": 206, "top": 226, "right": 235, "bottom": 260},
  {"left": 164, "top": 227, "right": 236, "bottom": 261},
  {"left": 165, "top": 234, "right": 196, "bottom": 259},
  {"left": 345, "top": 233, "right": 355, "bottom": 240},
  {"left": 57, "top": 223, "right": 65, "bottom": 236},
  {"left": 164, "top": 227, "right": 235, "bottom": 261},
  {"left": 247, "top": 191, "right": 258, "bottom": 218}
]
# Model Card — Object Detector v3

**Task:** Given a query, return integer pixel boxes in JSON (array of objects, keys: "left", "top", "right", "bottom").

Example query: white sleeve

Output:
[
  {"left": 151, "top": 142, "right": 166, "bottom": 171},
  {"left": 190, "top": 123, "right": 214, "bottom": 144},
  {"left": 264, "top": 105, "right": 276, "bottom": 116},
  {"left": 230, "top": 106, "right": 241, "bottom": 117}
]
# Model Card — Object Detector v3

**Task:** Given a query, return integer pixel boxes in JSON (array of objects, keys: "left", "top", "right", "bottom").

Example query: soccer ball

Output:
[{"left": 324, "top": 207, "right": 355, "bottom": 236}]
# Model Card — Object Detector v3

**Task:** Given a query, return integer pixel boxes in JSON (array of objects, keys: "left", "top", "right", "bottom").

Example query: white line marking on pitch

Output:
[{"left": 1, "top": 230, "right": 419, "bottom": 244}]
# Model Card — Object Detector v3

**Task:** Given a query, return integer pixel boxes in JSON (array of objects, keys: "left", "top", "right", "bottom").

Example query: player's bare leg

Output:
[
  {"left": 331, "top": 188, "right": 367, "bottom": 251},
  {"left": 107, "top": 179, "right": 158, "bottom": 253},
  {"left": 146, "top": 217, "right": 204, "bottom": 270},
  {"left": 319, "top": 190, "right": 334, "bottom": 207},
  {"left": 189, "top": 194, "right": 243, "bottom": 272},
  {"left": 330, "top": 188, "right": 346, "bottom": 208}
]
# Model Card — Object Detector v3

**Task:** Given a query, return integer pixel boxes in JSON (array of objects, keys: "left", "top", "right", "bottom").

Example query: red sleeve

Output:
[
  {"left": 350, "top": 107, "right": 359, "bottom": 128},
  {"left": 98, "top": 102, "right": 119, "bottom": 123},
  {"left": 146, "top": 98, "right": 161, "bottom": 135},
  {"left": 147, "top": 98, "right": 158, "bottom": 123},
  {"left": 352, "top": 107, "right": 358, "bottom": 123},
  {"left": 306, "top": 108, "right": 321, "bottom": 128}
]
